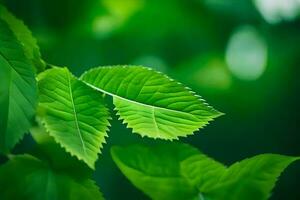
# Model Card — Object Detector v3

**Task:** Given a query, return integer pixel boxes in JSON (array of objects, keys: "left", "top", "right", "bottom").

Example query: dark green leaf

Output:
[
  {"left": 0, "top": 154, "right": 104, "bottom": 200},
  {"left": 0, "top": 19, "right": 37, "bottom": 153},
  {"left": 0, "top": 5, "right": 45, "bottom": 72}
]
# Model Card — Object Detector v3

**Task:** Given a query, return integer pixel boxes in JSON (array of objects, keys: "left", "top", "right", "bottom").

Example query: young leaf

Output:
[
  {"left": 112, "top": 143, "right": 300, "bottom": 200},
  {"left": 38, "top": 67, "right": 110, "bottom": 169},
  {"left": 0, "top": 5, "right": 45, "bottom": 72},
  {"left": 111, "top": 143, "right": 200, "bottom": 200},
  {"left": 0, "top": 155, "right": 104, "bottom": 200},
  {"left": 81, "top": 66, "right": 223, "bottom": 140},
  {"left": 0, "top": 19, "right": 37, "bottom": 153}
]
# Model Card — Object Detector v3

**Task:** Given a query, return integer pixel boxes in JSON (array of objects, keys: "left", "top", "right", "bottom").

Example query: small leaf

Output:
[
  {"left": 81, "top": 66, "right": 223, "bottom": 140},
  {"left": 112, "top": 143, "right": 300, "bottom": 200},
  {"left": 38, "top": 67, "right": 110, "bottom": 169},
  {"left": 111, "top": 143, "right": 200, "bottom": 200},
  {"left": 0, "top": 19, "right": 37, "bottom": 153},
  {"left": 0, "top": 4, "right": 45, "bottom": 72},
  {"left": 0, "top": 155, "right": 104, "bottom": 200}
]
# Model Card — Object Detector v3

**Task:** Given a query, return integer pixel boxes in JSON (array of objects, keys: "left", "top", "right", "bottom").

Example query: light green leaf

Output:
[
  {"left": 112, "top": 143, "right": 300, "bottom": 200},
  {"left": 200, "top": 154, "right": 300, "bottom": 200},
  {"left": 0, "top": 4, "right": 45, "bottom": 72},
  {"left": 111, "top": 143, "right": 200, "bottom": 200},
  {"left": 81, "top": 66, "right": 222, "bottom": 140},
  {"left": 38, "top": 67, "right": 110, "bottom": 169},
  {"left": 0, "top": 19, "right": 37, "bottom": 153},
  {"left": 0, "top": 155, "right": 104, "bottom": 200}
]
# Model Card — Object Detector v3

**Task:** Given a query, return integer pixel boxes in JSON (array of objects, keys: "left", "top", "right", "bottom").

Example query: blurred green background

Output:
[{"left": 2, "top": 0, "right": 300, "bottom": 199}]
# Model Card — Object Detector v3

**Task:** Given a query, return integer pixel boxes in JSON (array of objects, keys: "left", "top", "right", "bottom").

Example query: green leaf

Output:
[
  {"left": 38, "top": 67, "right": 110, "bottom": 169},
  {"left": 199, "top": 154, "right": 300, "bottom": 200},
  {"left": 0, "top": 19, "right": 37, "bottom": 153},
  {"left": 111, "top": 143, "right": 300, "bottom": 200},
  {"left": 81, "top": 66, "right": 222, "bottom": 140},
  {"left": 111, "top": 143, "right": 200, "bottom": 200},
  {"left": 0, "top": 155, "right": 104, "bottom": 200},
  {"left": 0, "top": 4, "right": 45, "bottom": 72}
]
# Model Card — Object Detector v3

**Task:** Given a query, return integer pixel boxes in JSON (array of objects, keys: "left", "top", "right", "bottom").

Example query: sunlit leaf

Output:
[
  {"left": 0, "top": 155, "right": 104, "bottom": 200},
  {"left": 0, "top": 19, "right": 37, "bottom": 153},
  {"left": 38, "top": 67, "right": 110, "bottom": 169},
  {"left": 81, "top": 66, "right": 222, "bottom": 140}
]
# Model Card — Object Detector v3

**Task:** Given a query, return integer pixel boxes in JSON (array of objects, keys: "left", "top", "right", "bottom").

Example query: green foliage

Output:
[
  {"left": 0, "top": 5, "right": 223, "bottom": 166},
  {"left": 0, "top": 3, "right": 299, "bottom": 200},
  {"left": 81, "top": 66, "right": 222, "bottom": 140},
  {"left": 0, "top": 18, "right": 37, "bottom": 153},
  {"left": 35, "top": 65, "right": 221, "bottom": 167},
  {"left": 111, "top": 143, "right": 299, "bottom": 200},
  {"left": 37, "top": 67, "right": 110, "bottom": 169},
  {"left": 0, "top": 155, "right": 104, "bottom": 200}
]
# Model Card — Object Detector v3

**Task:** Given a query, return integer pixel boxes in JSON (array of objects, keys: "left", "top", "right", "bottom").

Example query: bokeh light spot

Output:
[
  {"left": 103, "top": 0, "right": 144, "bottom": 21},
  {"left": 173, "top": 54, "right": 232, "bottom": 91},
  {"left": 192, "top": 58, "right": 232, "bottom": 90},
  {"left": 226, "top": 26, "right": 267, "bottom": 81},
  {"left": 92, "top": 15, "right": 118, "bottom": 37},
  {"left": 92, "top": 0, "right": 144, "bottom": 37},
  {"left": 254, "top": 0, "right": 300, "bottom": 24}
]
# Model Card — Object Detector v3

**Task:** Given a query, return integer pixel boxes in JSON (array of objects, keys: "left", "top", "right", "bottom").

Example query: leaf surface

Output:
[
  {"left": 38, "top": 67, "right": 110, "bottom": 169},
  {"left": 180, "top": 151, "right": 226, "bottom": 193},
  {"left": 112, "top": 143, "right": 299, "bottom": 200},
  {"left": 0, "top": 5, "right": 45, "bottom": 72},
  {"left": 81, "top": 66, "right": 222, "bottom": 140},
  {"left": 0, "top": 155, "right": 104, "bottom": 200},
  {"left": 0, "top": 19, "right": 37, "bottom": 153}
]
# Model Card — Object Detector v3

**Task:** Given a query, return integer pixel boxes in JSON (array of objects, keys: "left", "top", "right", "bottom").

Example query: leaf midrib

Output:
[
  {"left": 152, "top": 107, "right": 160, "bottom": 137},
  {"left": 83, "top": 81, "right": 200, "bottom": 117},
  {"left": 67, "top": 71, "right": 87, "bottom": 155}
]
